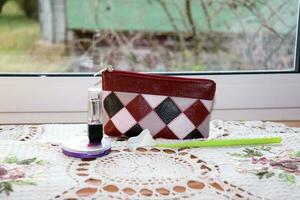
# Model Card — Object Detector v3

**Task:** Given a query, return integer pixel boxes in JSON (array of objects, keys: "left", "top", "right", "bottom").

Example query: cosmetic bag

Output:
[{"left": 102, "top": 67, "right": 216, "bottom": 139}]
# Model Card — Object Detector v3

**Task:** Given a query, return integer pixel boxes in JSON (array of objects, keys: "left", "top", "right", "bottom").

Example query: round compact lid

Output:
[{"left": 61, "top": 136, "right": 111, "bottom": 158}]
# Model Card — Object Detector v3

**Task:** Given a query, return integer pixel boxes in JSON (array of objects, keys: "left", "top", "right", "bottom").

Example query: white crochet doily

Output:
[{"left": 0, "top": 120, "right": 299, "bottom": 200}]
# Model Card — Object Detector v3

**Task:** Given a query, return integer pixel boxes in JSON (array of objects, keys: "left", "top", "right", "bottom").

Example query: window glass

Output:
[{"left": 0, "top": 0, "right": 298, "bottom": 73}]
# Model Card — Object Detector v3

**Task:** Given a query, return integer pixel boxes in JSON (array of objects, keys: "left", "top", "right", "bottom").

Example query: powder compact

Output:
[{"left": 61, "top": 136, "right": 111, "bottom": 159}]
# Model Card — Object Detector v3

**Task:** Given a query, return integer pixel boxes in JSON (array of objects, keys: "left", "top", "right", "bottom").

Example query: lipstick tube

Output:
[{"left": 87, "top": 88, "right": 103, "bottom": 144}]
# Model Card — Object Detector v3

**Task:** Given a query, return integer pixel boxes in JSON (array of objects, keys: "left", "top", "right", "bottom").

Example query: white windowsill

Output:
[{"left": 0, "top": 73, "right": 299, "bottom": 124}]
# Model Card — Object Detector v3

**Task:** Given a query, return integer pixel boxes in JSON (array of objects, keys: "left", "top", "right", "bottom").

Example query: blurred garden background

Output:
[
  {"left": 0, "top": 0, "right": 298, "bottom": 73},
  {"left": 0, "top": 0, "right": 68, "bottom": 72}
]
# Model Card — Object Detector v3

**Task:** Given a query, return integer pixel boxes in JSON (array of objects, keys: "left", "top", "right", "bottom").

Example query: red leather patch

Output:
[
  {"left": 184, "top": 100, "right": 209, "bottom": 127},
  {"left": 104, "top": 120, "right": 122, "bottom": 137},
  {"left": 102, "top": 70, "right": 216, "bottom": 100},
  {"left": 154, "top": 127, "right": 178, "bottom": 139},
  {"left": 126, "top": 95, "right": 152, "bottom": 121}
]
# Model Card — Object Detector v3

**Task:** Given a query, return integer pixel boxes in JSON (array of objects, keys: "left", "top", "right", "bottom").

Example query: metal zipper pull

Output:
[
  {"left": 93, "top": 65, "right": 114, "bottom": 77},
  {"left": 93, "top": 65, "right": 114, "bottom": 86}
]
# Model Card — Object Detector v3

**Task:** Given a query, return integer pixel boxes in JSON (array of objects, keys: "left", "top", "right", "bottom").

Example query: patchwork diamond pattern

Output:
[
  {"left": 103, "top": 91, "right": 212, "bottom": 139},
  {"left": 197, "top": 115, "right": 211, "bottom": 138},
  {"left": 111, "top": 108, "right": 136, "bottom": 133},
  {"left": 115, "top": 91, "right": 138, "bottom": 106},
  {"left": 154, "top": 97, "right": 181, "bottom": 124},
  {"left": 102, "top": 90, "right": 111, "bottom": 100},
  {"left": 184, "top": 129, "right": 204, "bottom": 139},
  {"left": 139, "top": 111, "right": 165, "bottom": 136},
  {"left": 167, "top": 113, "right": 195, "bottom": 139},
  {"left": 184, "top": 100, "right": 209, "bottom": 127},
  {"left": 126, "top": 95, "right": 152, "bottom": 121},
  {"left": 142, "top": 94, "right": 167, "bottom": 109},
  {"left": 201, "top": 100, "right": 212, "bottom": 112},
  {"left": 171, "top": 97, "right": 197, "bottom": 112},
  {"left": 125, "top": 124, "right": 143, "bottom": 138},
  {"left": 154, "top": 127, "right": 178, "bottom": 139},
  {"left": 103, "top": 92, "right": 124, "bottom": 117},
  {"left": 104, "top": 120, "right": 122, "bottom": 137}
]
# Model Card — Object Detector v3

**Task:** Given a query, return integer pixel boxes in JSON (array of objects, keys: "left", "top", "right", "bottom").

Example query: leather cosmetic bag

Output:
[{"left": 102, "top": 67, "right": 216, "bottom": 139}]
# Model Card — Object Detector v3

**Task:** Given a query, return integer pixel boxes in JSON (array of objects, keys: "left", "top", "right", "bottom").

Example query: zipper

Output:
[
  {"left": 94, "top": 65, "right": 114, "bottom": 77},
  {"left": 109, "top": 69, "right": 214, "bottom": 84},
  {"left": 96, "top": 65, "right": 214, "bottom": 84},
  {"left": 93, "top": 65, "right": 114, "bottom": 86}
]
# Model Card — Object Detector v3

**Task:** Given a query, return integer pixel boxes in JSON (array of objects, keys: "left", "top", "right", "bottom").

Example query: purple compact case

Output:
[
  {"left": 61, "top": 136, "right": 111, "bottom": 159},
  {"left": 62, "top": 148, "right": 111, "bottom": 159}
]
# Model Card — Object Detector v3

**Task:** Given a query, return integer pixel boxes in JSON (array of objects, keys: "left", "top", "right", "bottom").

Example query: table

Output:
[{"left": 0, "top": 121, "right": 299, "bottom": 200}]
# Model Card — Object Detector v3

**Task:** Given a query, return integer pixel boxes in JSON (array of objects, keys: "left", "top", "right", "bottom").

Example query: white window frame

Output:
[
  {"left": 1, "top": 2, "right": 300, "bottom": 124},
  {"left": 0, "top": 72, "right": 300, "bottom": 124}
]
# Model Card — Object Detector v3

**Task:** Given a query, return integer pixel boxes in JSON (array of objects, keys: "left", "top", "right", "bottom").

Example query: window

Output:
[
  {"left": 0, "top": 0, "right": 299, "bottom": 123},
  {"left": 0, "top": 0, "right": 298, "bottom": 73}
]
